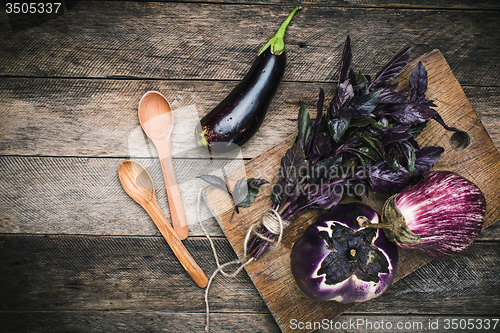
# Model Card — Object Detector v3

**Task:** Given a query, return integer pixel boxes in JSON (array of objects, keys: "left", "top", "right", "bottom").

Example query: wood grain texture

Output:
[
  {"left": 1, "top": 312, "right": 499, "bottom": 333},
  {"left": 204, "top": 50, "right": 500, "bottom": 332},
  {"left": 0, "top": 78, "right": 318, "bottom": 159},
  {"left": 1, "top": 154, "right": 497, "bottom": 240},
  {"left": 0, "top": 235, "right": 497, "bottom": 314},
  {"left": 1, "top": 79, "right": 499, "bottom": 159},
  {"left": 72, "top": 0, "right": 500, "bottom": 10},
  {"left": 1, "top": 1, "right": 499, "bottom": 332},
  {"left": 0, "top": 235, "right": 266, "bottom": 313},
  {"left": 0, "top": 156, "right": 247, "bottom": 236},
  {"left": 0, "top": 3, "right": 499, "bottom": 86}
]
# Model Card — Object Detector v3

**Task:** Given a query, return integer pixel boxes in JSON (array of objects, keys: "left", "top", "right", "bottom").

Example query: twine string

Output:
[{"left": 197, "top": 189, "right": 288, "bottom": 332}]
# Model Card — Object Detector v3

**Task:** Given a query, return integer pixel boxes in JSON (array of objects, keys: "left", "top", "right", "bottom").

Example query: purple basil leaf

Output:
[
  {"left": 413, "top": 146, "right": 444, "bottom": 175},
  {"left": 307, "top": 180, "right": 345, "bottom": 209},
  {"left": 378, "top": 88, "right": 408, "bottom": 104},
  {"left": 349, "top": 68, "right": 359, "bottom": 94},
  {"left": 432, "top": 112, "right": 460, "bottom": 132},
  {"left": 406, "top": 121, "right": 428, "bottom": 138},
  {"left": 382, "top": 131, "right": 412, "bottom": 145},
  {"left": 389, "top": 124, "right": 412, "bottom": 133},
  {"left": 346, "top": 91, "right": 380, "bottom": 118},
  {"left": 198, "top": 175, "right": 229, "bottom": 193},
  {"left": 271, "top": 143, "right": 307, "bottom": 205},
  {"left": 368, "top": 161, "right": 412, "bottom": 193},
  {"left": 355, "top": 71, "right": 369, "bottom": 95},
  {"left": 338, "top": 35, "right": 352, "bottom": 86},
  {"left": 329, "top": 80, "right": 354, "bottom": 118},
  {"left": 356, "top": 146, "right": 382, "bottom": 162},
  {"left": 356, "top": 131, "right": 383, "bottom": 157},
  {"left": 390, "top": 103, "right": 437, "bottom": 125},
  {"left": 409, "top": 61, "right": 428, "bottom": 100},
  {"left": 385, "top": 149, "right": 401, "bottom": 172},
  {"left": 316, "top": 88, "right": 325, "bottom": 121},
  {"left": 310, "top": 155, "right": 343, "bottom": 183},
  {"left": 386, "top": 82, "right": 399, "bottom": 92},
  {"left": 306, "top": 89, "right": 326, "bottom": 157},
  {"left": 311, "top": 132, "right": 332, "bottom": 162},
  {"left": 422, "top": 99, "right": 437, "bottom": 107},
  {"left": 369, "top": 47, "right": 411, "bottom": 89},
  {"left": 408, "top": 138, "right": 420, "bottom": 150}
]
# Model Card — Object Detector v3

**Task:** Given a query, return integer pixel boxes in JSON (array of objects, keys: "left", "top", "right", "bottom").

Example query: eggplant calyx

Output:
[
  {"left": 317, "top": 223, "right": 390, "bottom": 285},
  {"left": 361, "top": 194, "right": 421, "bottom": 245},
  {"left": 258, "top": 6, "right": 302, "bottom": 56},
  {"left": 195, "top": 127, "right": 209, "bottom": 148}
]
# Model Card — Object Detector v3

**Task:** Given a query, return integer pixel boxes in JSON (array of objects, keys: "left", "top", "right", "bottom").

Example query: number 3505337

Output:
[{"left": 5, "top": 3, "right": 62, "bottom": 14}]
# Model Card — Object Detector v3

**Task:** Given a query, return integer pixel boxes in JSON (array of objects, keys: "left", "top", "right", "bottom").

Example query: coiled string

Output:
[{"left": 197, "top": 189, "right": 287, "bottom": 332}]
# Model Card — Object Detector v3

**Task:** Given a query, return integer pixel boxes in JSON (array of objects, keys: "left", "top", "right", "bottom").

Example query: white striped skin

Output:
[{"left": 395, "top": 171, "right": 486, "bottom": 258}]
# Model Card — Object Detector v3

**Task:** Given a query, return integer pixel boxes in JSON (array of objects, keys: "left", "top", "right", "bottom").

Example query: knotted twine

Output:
[{"left": 197, "top": 189, "right": 289, "bottom": 332}]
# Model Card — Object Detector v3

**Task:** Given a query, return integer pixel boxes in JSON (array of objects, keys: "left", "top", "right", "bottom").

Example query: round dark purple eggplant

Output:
[
  {"left": 290, "top": 203, "right": 398, "bottom": 303},
  {"left": 195, "top": 7, "right": 301, "bottom": 153}
]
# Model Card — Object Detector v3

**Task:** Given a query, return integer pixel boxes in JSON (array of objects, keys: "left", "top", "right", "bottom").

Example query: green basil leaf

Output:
[
  {"left": 356, "top": 70, "right": 368, "bottom": 91},
  {"left": 237, "top": 178, "right": 269, "bottom": 208},
  {"left": 297, "top": 103, "right": 311, "bottom": 149},
  {"left": 347, "top": 91, "right": 380, "bottom": 118},
  {"left": 328, "top": 117, "right": 350, "bottom": 142},
  {"left": 401, "top": 142, "right": 416, "bottom": 174}
]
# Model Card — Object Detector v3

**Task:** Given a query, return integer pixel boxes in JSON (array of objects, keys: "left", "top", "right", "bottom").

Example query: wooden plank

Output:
[
  {"left": 1, "top": 154, "right": 497, "bottom": 239},
  {"left": 1, "top": 312, "right": 499, "bottom": 333},
  {"left": 0, "top": 234, "right": 497, "bottom": 315},
  {"left": 66, "top": 0, "right": 500, "bottom": 10},
  {"left": 464, "top": 86, "right": 500, "bottom": 155},
  {"left": 0, "top": 79, "right": 498, "bottom": 159},
  {"left": 204, "top": 50, "right": 500, "bottom": 332},
  {"left": 0, "top": 311, "right": 280, "bottom": 333},
  {"left": 0, "top": 3, "right": 499, "bottom": 86},
  {"left": 0, "top": 79, "right": 321, "bottom": 159},
  {"left": 0, "top": 235, "right": 267, "bottom": 313},
  {"left": 0, "top": 156, "right": 248, "bottom": 236}
]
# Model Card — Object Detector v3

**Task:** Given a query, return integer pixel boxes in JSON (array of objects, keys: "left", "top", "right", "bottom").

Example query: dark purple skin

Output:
[
  {"left": 290, "top": 203, "right": 399, "bottom": 303},
  {"left": 195, "top": 48, "right": 286, "bottom": 153}
]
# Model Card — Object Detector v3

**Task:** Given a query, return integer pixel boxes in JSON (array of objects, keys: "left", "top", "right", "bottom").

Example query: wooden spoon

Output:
[
  {"left": 118, "top": 160, "right": 208, "bottom": 288},
  {"left": 138, "top": 91, "right": 188, "bottom": 240}
]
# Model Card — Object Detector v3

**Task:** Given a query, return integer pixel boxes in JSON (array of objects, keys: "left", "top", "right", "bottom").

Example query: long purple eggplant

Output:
[{"left": 195, "top": 7, "right": 301, "bottom": 153}]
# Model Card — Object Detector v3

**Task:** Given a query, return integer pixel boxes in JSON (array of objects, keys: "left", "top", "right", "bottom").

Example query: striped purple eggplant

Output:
[
  {"left": 290, "top": 203, "right": 398, "bottom": 303},
  {"left": 365, "top": 171, "right": 486, "bottom": 258}
]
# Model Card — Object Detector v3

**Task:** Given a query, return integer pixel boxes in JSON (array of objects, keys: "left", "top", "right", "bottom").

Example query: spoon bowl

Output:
[
  {"left": 138, "top": 91, "right": 174, "bottom": 141},
  {"left": 118, "top": 159, "right": 155, "bottom": 204},
  {"left": 138, "top": 91, "right": 189, "bottom": 240},
  {"left": 118, "top": 160, "right": 208, "bottom": 288}
]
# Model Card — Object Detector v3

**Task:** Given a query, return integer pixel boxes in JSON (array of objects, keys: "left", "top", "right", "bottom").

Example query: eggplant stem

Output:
[
  {"left": 258, "top": 6, "right": 302, "bottom": 56},
  {"left": 361, "top": 221, "right": 395, "bottom": 230},
  {"left": 366, "top": 194, "right": 422, "bottom": 245}
]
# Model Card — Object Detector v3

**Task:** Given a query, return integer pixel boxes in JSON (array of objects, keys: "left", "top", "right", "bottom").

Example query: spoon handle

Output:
[
  {"left": 144, "top": 200, "right": 208, "bottom": 288},
  {"left": 156, "top": 140, "right": 189, "bottom": 240}
]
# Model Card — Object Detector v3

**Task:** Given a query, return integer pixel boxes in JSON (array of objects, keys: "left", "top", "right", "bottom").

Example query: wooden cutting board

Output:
[{"left": 204, "top": 50, "right": 500, "bottom": 333}]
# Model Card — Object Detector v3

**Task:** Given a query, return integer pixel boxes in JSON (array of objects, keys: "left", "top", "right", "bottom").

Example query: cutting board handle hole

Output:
[{"left": 450, "top": 131, "right": 470, "bottom": 150}]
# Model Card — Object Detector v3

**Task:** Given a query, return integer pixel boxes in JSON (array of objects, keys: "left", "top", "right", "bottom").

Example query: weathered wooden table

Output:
[{"left": 1, "top": 1, "right": 499, "bottom": 332}]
